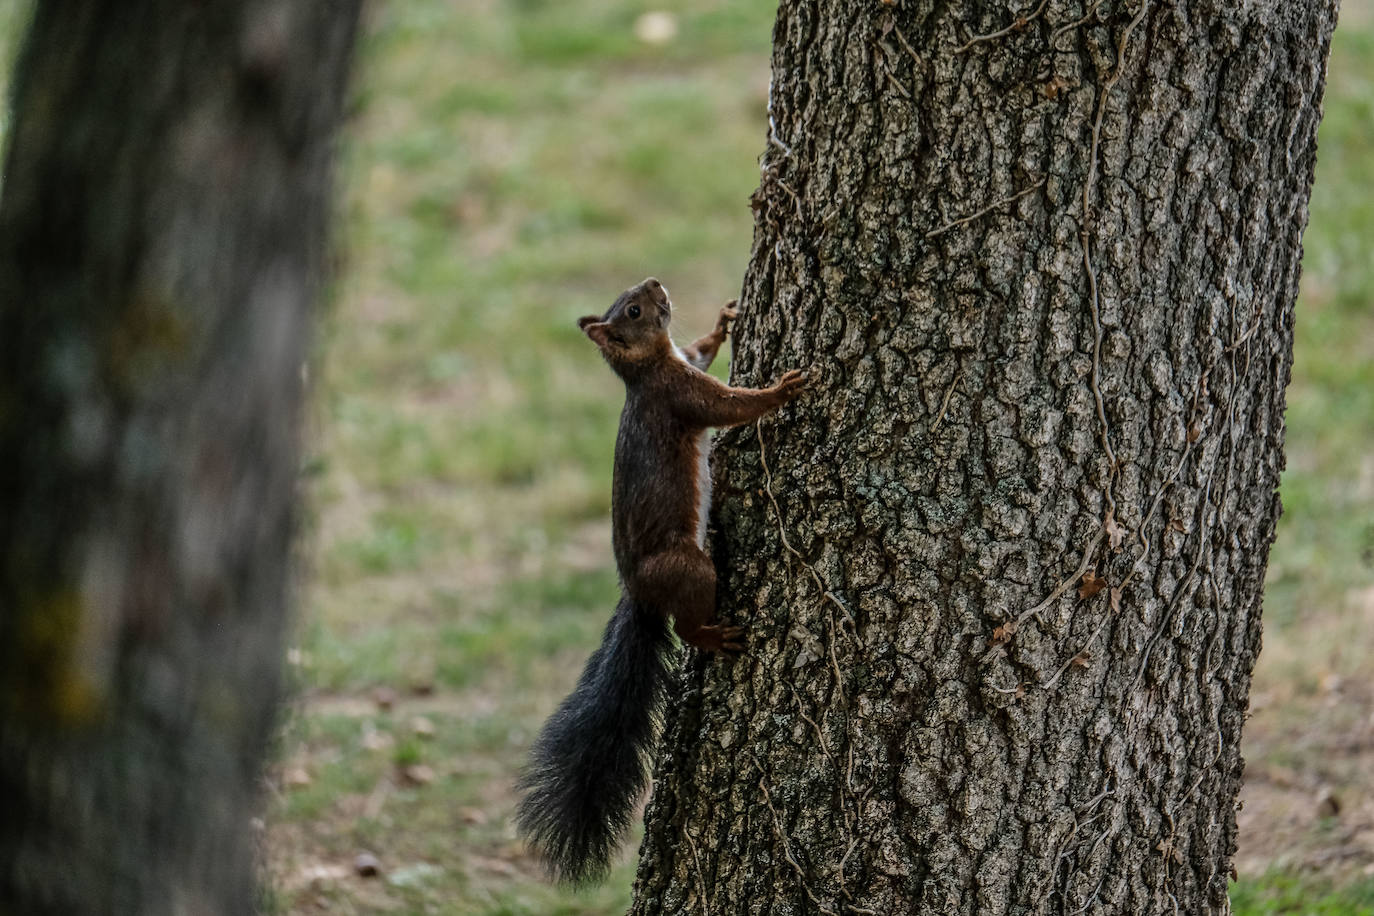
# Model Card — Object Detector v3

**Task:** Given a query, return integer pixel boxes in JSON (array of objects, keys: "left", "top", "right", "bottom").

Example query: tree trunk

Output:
[
  {"left": 0, "top": 2, "right": 360, "bottom": 912},
  {"left": 632, "top": 1, "right": 1336, "bottom": 913}
]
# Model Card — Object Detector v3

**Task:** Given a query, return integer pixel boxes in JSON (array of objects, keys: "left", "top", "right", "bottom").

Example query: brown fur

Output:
[{"left": 578, "top": 278, "right": 805, "bottom": 652}]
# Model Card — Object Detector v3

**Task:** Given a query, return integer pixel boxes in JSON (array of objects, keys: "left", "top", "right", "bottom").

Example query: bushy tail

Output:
[{"left": 516, "top": 596, "right": 674, "bottom": 884}]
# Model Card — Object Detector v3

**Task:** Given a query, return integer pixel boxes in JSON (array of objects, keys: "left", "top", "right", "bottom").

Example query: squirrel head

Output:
[{"left": 577, "top": 278, "right": 673, "bottom": 372}]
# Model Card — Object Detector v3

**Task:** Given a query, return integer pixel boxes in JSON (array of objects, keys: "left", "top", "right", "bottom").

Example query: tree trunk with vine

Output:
[
  {"left": 0, "top": 2, "right": 360, "bottom": 912},
  {"left": 631, "top": 1, "right": 1336, "bottom": 913}
]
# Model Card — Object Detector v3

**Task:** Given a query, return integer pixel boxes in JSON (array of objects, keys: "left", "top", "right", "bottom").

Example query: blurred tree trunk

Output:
[
  {"left": 0, "top": 2, "right": 360, "bottom": 912},
  {"left": 632, "top": 1, "right": 1336, "bottom": 913}
]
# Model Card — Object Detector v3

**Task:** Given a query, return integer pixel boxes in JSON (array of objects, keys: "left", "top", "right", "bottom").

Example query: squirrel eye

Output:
[{"left": 627, "top": 305, "right": 641, "bottom": 319}]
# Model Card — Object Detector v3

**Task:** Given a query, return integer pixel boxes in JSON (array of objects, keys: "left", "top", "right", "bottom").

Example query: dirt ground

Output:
[{"left": 1237, "top": 584, "right": 1374, "bottom": 879}]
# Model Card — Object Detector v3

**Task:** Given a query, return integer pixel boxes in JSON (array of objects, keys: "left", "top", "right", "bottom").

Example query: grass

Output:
[
  {"left": 271, "top": 2, "right": 775, "bottom": 911},
  {"left": 287, "top": 2, "right": 1374, "bottom": 908},
  {"left": 1231, "top": 873, "right": 1374, "bottom": 916},
  {"left": 2, "top": 0, "right": 1373, "bottom": 913},
  {"left": 296, "top": 0, "right": 775, "bottom": 718},
  {"left": 1264, "top": 17, "right": 1374, "bottom": 627}
]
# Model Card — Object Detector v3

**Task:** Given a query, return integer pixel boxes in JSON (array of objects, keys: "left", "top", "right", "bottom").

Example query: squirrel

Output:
[{"left": 515, "top": 277, "right": 806, "bottom": 884}]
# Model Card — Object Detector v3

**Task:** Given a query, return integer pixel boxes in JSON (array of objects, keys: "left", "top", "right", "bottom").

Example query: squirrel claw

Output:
[
  {"left": 687, "top": 623, "right": 747, "bottom": 655},
  {"left": 716, "top": 303, "right": 739, "bottom": 335},
  {"left": 775, "top": 369, "right": 809, "bottom": 399},
  {"left": 719, "top": 625, "right": 747, "bottom": 655}
]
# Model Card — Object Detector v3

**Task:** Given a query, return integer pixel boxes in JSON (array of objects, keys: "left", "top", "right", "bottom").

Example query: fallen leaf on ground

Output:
[
  {"left": 373, "top": 686, "right": 398, "bottom": 711},
  {"left": 354, "top": 852, "right": 382, "bottom": 878},
  {"left": 400, "top": 763, "right": 436, "bottom": 786},
  {"left": 283, "top": 766, "right": 312, "bottom": 789}
]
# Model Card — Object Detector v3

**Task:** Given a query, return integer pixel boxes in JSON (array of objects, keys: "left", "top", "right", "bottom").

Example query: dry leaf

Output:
[
  {"left": 1109, "top": 586, "right": 1123, "bottom": 613},
  {"left": 1078, "top": 568, "right": 1108, "bottom": 599},
  {"left": 1070, "top": 652, "right": 1092, "bottom": 669},
  {"left": 633, "top": 12, "right": 678, "bottom": 46},
  {"left": 991, "top": 620, "right": 1018, "bottom": 644},
  {"left": 1041, "top": 75, "right": 1074, "bottom": 99},
  {"left": 1154, "top": 839, "right": 1184, "bottom": 865},
  {"left": 1105, "top": 511, "right": 1126, "bottom": 550},
  {"left": 354, "top": 852, "right": 382, "bottom": 878},
  {"left": 399, "top": 764, "right": 436, "bottom": 786},
  {"left": 283, "top": 766, "right": 312, "bottom": 789},
  {"left": 458, "top": 807, "right": 488, "bottom": 826},
  {"left": 1187, "top": 420, "right": 1202, "bottom": 443},
  {"left": 372, "top": 686, "right": 398, "bottom": 711},
  {"left": 1315, "top": 787, "right": 1341, "bottom": 818},
  {"left": 299, "top": 863, "right": 350, "bottom": 889},
  {"left": 361, "top": 724, "right": 394, "bottom": 752}
]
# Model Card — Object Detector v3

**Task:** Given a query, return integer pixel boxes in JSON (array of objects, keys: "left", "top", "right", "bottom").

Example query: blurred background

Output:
[{"left": 2, "top": 1, "right": 1371, "bottom": 913}]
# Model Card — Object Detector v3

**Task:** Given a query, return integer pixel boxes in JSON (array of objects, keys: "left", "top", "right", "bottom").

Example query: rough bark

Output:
[
  {"left": 632, "top": 1, "right": 1336, "bottom": 914},
  {"left": 0, "top": 2, "right": 360, "bottom": 912}
]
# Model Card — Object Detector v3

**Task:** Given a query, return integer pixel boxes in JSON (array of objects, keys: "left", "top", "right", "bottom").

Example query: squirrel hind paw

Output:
[{"left": 683, "top": 623, "right": 747, "bottom": 655}]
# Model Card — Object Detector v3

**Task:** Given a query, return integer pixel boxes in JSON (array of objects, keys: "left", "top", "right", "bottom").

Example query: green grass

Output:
[
  {"left": 292, "top": 1, "right": 1374, "bottom": 906},
  {"left": 299, "top": 0, "right": 772, "bottom": 707},
  {"left": 2, "top": 0, "right": 1372, "bottom": 912},
  {"left": 1263, "top": 18, "right": 1374, "bottom": 629},
  {"left": 298, "top": 2, "right": 1374, "bottom": 907},
  {"left": 271, "top": 3, "right": 776, "bottom": 909},
  {"left": 1233, "top": 872, "right": 1374, "bottom": 916}
]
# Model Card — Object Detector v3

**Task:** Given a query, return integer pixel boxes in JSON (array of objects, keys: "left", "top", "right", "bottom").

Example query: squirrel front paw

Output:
[
  {"left": 715, "top": 301, "right": 740, "bottom": 337},
  {"left": 775, "top": 369, "right": 809, "bottom": 400}
]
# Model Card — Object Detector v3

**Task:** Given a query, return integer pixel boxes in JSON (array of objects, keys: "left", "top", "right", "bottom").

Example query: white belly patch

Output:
[{"left": 695, "top": 430, "right": 712, "bottom": 546}]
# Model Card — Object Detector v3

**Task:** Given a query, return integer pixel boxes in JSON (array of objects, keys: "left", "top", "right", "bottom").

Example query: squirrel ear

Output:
[{"left": 582, "top": 321, "right": 611, "bottom": 348}]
